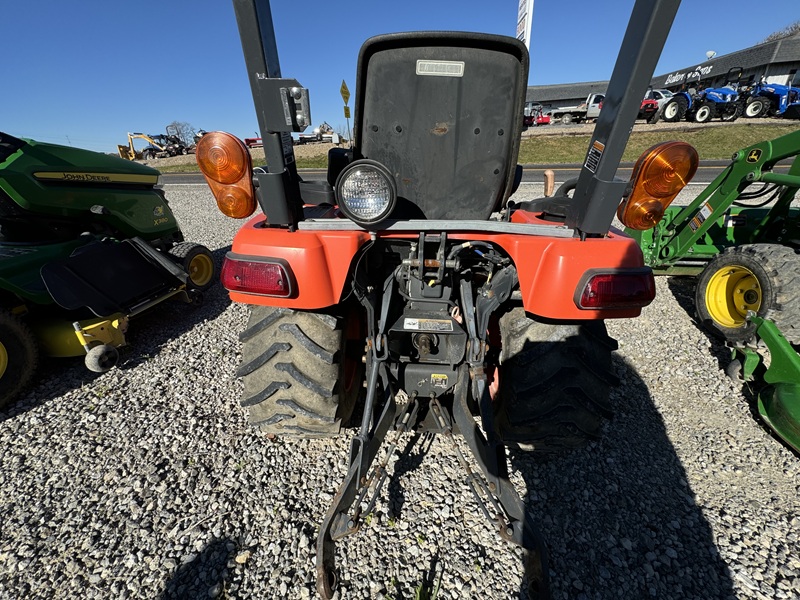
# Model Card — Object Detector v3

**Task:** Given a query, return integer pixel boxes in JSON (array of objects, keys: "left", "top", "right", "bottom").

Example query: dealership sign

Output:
[{"left": 665, "top": 64, "right": 715, "bottom": 86}]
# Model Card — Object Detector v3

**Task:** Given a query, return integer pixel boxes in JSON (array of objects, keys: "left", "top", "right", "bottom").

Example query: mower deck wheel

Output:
[
  {"left": 237, "top": 306, "right": 362, "bottom": 436},
  {"left": 85, "top": 344, "right": 120, "bottom": 373},
  {"left": 696, "top": 244, "right": 800, "bottom": 344},
  {"left": 0, "top": 311, "right": 39, "bottom": 409},
  {"left": 169, "top": 242, "right": 216, "bottom": 292},
  {"left": 493, "top": 308, "right": 619, "bottom": 453}
]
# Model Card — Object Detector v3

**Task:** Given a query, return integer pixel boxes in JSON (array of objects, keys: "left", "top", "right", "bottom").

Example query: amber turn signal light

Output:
[
  {"left": 617, "top": 141, "right": 698, "bottom": 230},
  {"left": 196, "top": 132, "right": 257, "bottom": 219}
]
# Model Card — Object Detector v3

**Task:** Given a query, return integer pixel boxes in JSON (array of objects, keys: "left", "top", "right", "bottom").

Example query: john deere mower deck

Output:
[
  {"left": 199, "top": 0, "right": 692, "bottom": 597},
  {"left": 0, "top": 132, "right": 216, "bottom": 408}
]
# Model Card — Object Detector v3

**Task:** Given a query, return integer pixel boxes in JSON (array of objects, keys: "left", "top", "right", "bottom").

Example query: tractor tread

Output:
[
  {"left": 239, "top": 307, "right": 294, "bottom": 342},
  {"left": 495, "top": 308, "right": 617, "bottom": 453},
  {"left": 0, "top": 311, "right": 39, "bottom": 409},
  {"left": 241, "top": 381, "right": 289, "bottom": 407},
  {"left": 236, "top": 342, "right": 291, "bottom": 377},
  {"left": 275, "top": 362, "right": 335, "bottom": 398},
  {"left": 237, "top": 305, "right": 360, "bottom": 436},
  {"left": 276, "top": 398, "right": 337, "bottom": 423},
  {"left": 279, "top": 322, "right": 335, "bottom": 363}
]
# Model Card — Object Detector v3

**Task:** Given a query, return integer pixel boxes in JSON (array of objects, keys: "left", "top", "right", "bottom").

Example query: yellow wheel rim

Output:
[
  {"left": 188, "top": 253, "right": 214, "bottom": 287},
  {"left": 705, "top": 264, "right": 762, "bottom": 328},
  {"left": 0, "top": 341, "right": 7, "bottom": 379}
]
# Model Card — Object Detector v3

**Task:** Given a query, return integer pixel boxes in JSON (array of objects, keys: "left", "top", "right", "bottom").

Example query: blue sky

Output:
[{"left": 2, "top": 0, "right": 797, "bottom": 153}]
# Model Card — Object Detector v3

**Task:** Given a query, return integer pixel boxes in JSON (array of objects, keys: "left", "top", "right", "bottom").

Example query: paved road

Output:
[{"left": 162, "top": 159, "right": 794, "bottom": 187}]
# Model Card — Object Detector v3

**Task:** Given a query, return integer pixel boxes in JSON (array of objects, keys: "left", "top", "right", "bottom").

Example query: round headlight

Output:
[{"left": 335, "top": 160, "right": 396, "bottom": 225}]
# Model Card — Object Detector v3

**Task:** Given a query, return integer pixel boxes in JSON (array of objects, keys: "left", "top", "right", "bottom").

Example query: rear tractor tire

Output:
[
  {"left": 169, "top": 242, "right": 216, "bottom": 292},
  {"left": 493, "top": 308, "right": 619, "bottom": 453},
  {"left": 237, "top": 306, "right": 362, "bottom": 436},
  {"left": 0, "top": 311, "right": 39, "bottom": 409},
  {"left": 720, "top": 103, "right": 741, "bottom": 122},
  {"left": 694, "top": 103, "right": 714, "bottom": 123},
  {"left": 695, "top": 244, "right": 800, "bottom": 344},
  {"left": 662, "top": 96, "right": 687, "bottom": 122},
  {"left": 744, "top": 97, "right": 768, "bottom": 118}
]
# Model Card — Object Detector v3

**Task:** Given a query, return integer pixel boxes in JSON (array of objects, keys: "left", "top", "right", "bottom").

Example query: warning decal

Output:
[
  {"left": 584, "top": 140, "right": 605, "bottom": 173},
  {"left": 403, "top": 318, "right": 453, "bottom": 332},
  {"left": 431, "top": 374, "right": 449, "bottom": 388},
  {"left": 688, "top": 202, "right": 714, "bottom": 232}
]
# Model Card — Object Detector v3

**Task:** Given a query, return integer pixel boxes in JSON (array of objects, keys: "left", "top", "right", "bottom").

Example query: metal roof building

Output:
[{"left": 526, "top": 33, "right": 800, "bottom": 109}]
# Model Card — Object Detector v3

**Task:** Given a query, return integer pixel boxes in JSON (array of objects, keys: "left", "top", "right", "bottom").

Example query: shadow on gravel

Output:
[
  {"left": 388, "top": 432, "right": 436, "bottom": 519},
  {"left": 510, "top": 355, "right": 735, "bottom": 600},
  {"left": 161, "top": 537, "right": 236, "bottom": 599},
  {"left": 666, "top": 276, "right": 733, "bottom": 370},
  {"left": 0, "top": 246, "right": 232, "bottom": 424}
]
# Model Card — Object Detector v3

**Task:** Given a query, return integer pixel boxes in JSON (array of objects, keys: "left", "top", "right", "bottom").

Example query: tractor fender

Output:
[{"left": 227, "top": 213, "right": 649, "bottom": 320}]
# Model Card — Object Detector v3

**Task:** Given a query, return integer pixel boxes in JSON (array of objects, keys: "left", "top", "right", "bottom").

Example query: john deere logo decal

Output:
[
  {"left": 153, "top": 205, "right": 165, "bottom": 217},
  {"left": 746, "top": 149, "right": 762, "bottom": 163}
]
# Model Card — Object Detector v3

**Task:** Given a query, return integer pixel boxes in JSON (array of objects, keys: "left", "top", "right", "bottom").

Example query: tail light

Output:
[
  {"left": 576, "top": 269, "right": 655, "bottom": 309},
  {"left": 221, "top": 254, "right": 294, "bottom": 298},
  {"left": 196, "top": 132, "right": 257, "bottom": 219},
  {"left": 617, "top": 141, "right": 698, "bottom": 230}
]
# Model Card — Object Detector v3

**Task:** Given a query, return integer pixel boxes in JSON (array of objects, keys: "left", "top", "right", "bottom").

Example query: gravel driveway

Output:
[{"left": 1, "top": 183, "right": 798, "bottom": 600}]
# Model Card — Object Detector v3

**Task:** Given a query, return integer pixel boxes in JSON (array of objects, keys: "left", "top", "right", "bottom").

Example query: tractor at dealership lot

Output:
[{"left": 198, "top": 0, "right": 695, "bottom": 596}]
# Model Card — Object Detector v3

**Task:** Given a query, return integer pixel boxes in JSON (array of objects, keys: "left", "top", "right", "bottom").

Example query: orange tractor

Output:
[{"left": 197, "top": 0, "right": 695, "bottom": 596}]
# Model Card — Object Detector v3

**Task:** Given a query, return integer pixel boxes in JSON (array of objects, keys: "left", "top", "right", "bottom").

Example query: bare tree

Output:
[
  {"left": 761, "top": 21, "right": 800, "bottom": 43},
  {"left": 167, "top": 121, "right": 198, "bottom": 146}
]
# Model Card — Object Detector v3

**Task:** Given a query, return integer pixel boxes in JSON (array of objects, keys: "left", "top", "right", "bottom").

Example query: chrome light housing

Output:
[{"left": 335, "top": 160, "right": 397, "bottom": 225}]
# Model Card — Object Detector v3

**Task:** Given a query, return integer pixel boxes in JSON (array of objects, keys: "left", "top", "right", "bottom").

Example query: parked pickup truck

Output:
[{"left": 548, "top": 93, "right": 605, "bottom": 124}]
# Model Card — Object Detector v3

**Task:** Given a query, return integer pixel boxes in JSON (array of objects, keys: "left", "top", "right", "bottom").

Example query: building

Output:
[{"left": 526, "top": 32, "right": 800, "bottom": 110}]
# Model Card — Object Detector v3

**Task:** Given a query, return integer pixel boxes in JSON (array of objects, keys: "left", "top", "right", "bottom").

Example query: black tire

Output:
[
  {"left": 662, "top": 96, "right": 687, "bottom": 122},
  {"left": 694, "top": 103, "right": 714, "bottom": 123},
  {"left": 237, "top": 306, "right": 361, "bottom": 436},
  {"left": 744, "top": 97, "right": 768, "bottom": 118},
  {"left": 493, "top": 308, "right": 619, "bottom": 453},
  {"left": 143, "top": 149, "right": 156, "bottom": 160},
  {"left": 169, "top": 242, "right": 216, "bottom": 292},
  {"left": 695, "top": 244, "right": 800, "bottom": 344},
  {"left": 85, "top": 344, "right": 119, "bottom": 373},
  {"left": 720, "top": 103, "right": 741, "bottom": 122},
  {"left": 0, "top": 311, "right": 39, "bottom": 409},
  {"left": 561, "top": 113, "right": 573, "bottom": 125}
]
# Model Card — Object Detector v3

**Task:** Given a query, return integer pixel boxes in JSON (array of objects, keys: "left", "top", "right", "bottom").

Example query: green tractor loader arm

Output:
[{"left": 630, "top": 128, "right": 800, "bottom": 275}]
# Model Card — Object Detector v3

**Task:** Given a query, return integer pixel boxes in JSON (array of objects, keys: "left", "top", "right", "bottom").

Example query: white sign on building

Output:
[{"left": 516, "top": 0, "right": 534, "bottom": 51}]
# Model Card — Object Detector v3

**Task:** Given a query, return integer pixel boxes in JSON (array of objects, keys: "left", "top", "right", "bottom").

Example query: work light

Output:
[{"left": 335, "top": 160, "right": 397, "bottom": 225}]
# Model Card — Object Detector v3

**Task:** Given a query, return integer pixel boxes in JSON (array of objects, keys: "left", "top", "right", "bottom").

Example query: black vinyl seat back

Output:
[{"left": 353, "top": 32, "right": 529, "bottom": 220}]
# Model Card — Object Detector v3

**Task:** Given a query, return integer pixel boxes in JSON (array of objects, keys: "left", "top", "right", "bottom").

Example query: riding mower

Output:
[
  {"left": 624, "top": 128, "right": 800, "bottom": 450},
  {"left": 0, "top": 132, "right": 216, "bottom": 408},
  {"left": 198, "top": 0, "right": 694, "bottom": 596}
]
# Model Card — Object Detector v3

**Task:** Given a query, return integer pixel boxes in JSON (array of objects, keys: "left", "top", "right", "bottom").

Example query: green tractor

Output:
[
  {"left": 0, "top": 132, "right": 216, "bottom": 408},
  {"left": 625, "top": 127, "right": 800, "bottom": 451}
]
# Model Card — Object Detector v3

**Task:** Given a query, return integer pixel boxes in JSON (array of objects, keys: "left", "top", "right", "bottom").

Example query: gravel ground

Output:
[{"left": 1, "top": 183, "right": 799, "bottom": 600}]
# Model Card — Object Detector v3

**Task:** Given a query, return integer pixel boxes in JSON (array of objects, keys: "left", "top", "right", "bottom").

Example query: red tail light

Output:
[
  {"left": 576, "top": 269, "right": 655, "bottom": 309},
  {"left": 221, "top": 254, "right": 294, "bottom": 298}
]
